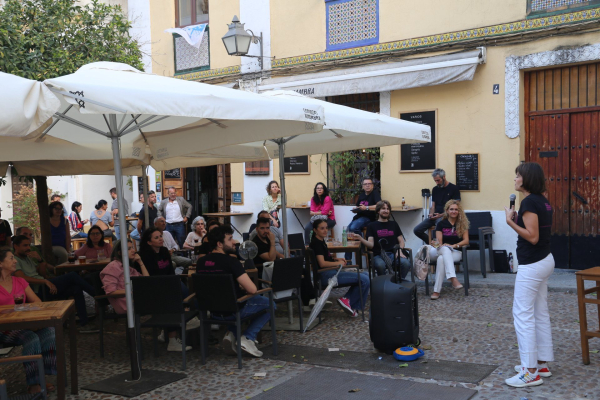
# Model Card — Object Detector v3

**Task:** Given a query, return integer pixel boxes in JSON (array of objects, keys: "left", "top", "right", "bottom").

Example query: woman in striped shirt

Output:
[{"left": 68, "top": 201, "right": 88, "bottom": 239}]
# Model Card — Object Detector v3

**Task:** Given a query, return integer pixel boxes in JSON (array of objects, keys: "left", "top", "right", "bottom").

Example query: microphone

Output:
[{"left": 509, "top": 194, "right": 516, "bottom": 209}]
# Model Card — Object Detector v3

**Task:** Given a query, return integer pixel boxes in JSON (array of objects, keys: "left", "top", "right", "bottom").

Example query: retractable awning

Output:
[{"left": 259, "top": 48, "right": 486, "bottom": 97}]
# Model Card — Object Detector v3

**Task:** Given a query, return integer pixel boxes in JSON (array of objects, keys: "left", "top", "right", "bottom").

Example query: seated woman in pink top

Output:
[
  {"left": 75, "top": 225, "right": 113, "bottom": 260},
  {"left": 0, "top": 249, "right": 57, "bottom": 395},
  {"left": 304, "top": 182, "right": 336, "bottom": 244},
  {"left": 100, "top": 239, "right": 148, "bottom": 314}
]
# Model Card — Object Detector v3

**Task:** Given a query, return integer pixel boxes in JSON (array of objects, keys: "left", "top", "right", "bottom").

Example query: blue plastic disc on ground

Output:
[{"left": 393, "top": 347, "right": 425, "bottom": 361}]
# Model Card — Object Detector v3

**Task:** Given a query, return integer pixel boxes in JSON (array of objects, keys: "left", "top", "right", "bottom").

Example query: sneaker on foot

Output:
[
  {"left": 514, "top": 363, "right": 552, "bottom": 378},
  {"left": 222, "top": 331, "right": 237, "bottom": 356},
  {"left": 349, "top": 310, "right": 359, "bottom": 318},
  {"left": 337, "top": 297, "right": 354, "bottom": 316},
  {"left": 157, "top": 330, "right": 165, "bottom": 343},
  {"left": 167, "top": 338, "right": 192, "bottom": 352},
  {"left": 240, "top": 335, "right": 263, "bottom": 357},
  {"left": 505, "top": 367, "right": 543, "bottom": 387},
  {"left": 186, "top": 317, "right": 200, "bottom": 330}
]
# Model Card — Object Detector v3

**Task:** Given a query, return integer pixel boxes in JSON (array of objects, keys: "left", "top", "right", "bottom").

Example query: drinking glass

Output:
[
  {"left": 68, "top": 252, "right": 76, "bottom": 263},
  {"left": 14, "top": 295, "right": 27, "bottom": 311},
  {"left": 97, "top": 249, "right": 105, "bottom": 260}
]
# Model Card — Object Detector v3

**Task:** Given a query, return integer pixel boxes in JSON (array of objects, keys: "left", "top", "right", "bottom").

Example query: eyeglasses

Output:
[
  {"left": 90, "top": 232, "right": 102, "bottom": 236},
  {"left": 362, "top": 183, "right": 373, "bottom": 186},
  {"left": 54, "top": 207, "right": 63, "bottom": 211}
]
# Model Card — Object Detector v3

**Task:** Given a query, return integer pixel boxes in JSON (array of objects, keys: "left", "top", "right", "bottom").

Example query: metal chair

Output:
[
  {"left": 0, "top": 355, "right": 47, "bottom": 400},
  {"left": 192, "top": 273, "right": 277, "bottom": 369},
  {"left": 465, "top": 212, "right": 495, "bottom": 277},
  {"left": 131, "top": 276, "right": 198, "bottom": 371}
]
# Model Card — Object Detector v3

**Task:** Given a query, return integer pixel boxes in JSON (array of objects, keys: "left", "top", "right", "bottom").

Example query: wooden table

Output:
[
  {"left": 203, "top": 212, "right": 254, "bottom": 236},
  {"left": 576, "top": 267, "right": 600, "bottom": 364},
  {"left": 326, "top": 240, "right": 363, "bottom": 270},
  {"left": 391, "top": 206, "right": 422, "bottom": 212},
  {"left": 0, "top": 300, "right": 77, "bottom": 400},
  {"left": 287, "top": 205, "right": 310, "bottom": 227},
  {"left": 55, "top": 259, "right": 110, "bottom": 275}
]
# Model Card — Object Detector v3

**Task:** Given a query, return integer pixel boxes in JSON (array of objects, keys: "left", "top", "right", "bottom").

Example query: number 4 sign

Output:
[{"left": 493, "top": 84, "right": 500, "bottom": 95}]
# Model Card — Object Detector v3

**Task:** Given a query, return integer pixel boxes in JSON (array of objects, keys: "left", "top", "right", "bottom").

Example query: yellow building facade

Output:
[{"left": 141, "top": 0, "right": 600, "bottom": 269}]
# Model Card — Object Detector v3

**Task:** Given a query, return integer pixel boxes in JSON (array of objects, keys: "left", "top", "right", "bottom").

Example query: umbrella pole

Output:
[
  {"left": 142, "top": 166, "right": 150, "bottom": 232},
  {"left": 109, "top": 115, "right": 141, "bottom": 380}
]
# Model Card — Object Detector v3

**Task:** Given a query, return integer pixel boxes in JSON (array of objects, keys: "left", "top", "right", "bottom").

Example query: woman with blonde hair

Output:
[
  {"left": 429, "top": 199, "right": 469, "bottom": 300},
  {"left": 262, "top": 180, "right": 281, "bottom": 228}
]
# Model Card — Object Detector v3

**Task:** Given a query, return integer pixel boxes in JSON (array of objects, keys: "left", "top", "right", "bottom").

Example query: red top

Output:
[
  {"left": 0, "top": 276, "right": 29, "bottom": 305},
  {"left": 310, "top": 196, "right": 336, "bottom": 221}
]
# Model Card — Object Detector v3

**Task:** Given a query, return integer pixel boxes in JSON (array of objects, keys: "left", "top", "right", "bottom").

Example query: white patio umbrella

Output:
[
  {"left": 0, "top": 65, "right": 325, "bottom": 379},
  {"left": 154, "top": 90, "right": 431, "bottom": 256}
]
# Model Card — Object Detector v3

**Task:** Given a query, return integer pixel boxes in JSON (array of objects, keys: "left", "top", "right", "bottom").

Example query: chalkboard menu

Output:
[
  {"left": 284, "top": 155, "right": 310, "bottom": 174},
  {"left": 137, "top": 176, "right": 148, "bottom": 195},
  {"left": 455, "top": 153, "right": 479, "bottom": 191},
  {"left": 163, "top": 168, "right": 181, "bottom": 179},
  {"left": 400, "top": 110, "right": 436, "bottom": 171}
]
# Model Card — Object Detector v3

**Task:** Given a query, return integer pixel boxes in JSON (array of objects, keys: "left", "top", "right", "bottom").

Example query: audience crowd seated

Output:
[
  {"left": 157, "top": 187, "right": 192, "bottom": 249},
  {"left": 309, "top": 219, "right": 370, "bottom": 318},
  {"left": 262, "top": 180, "right": 281, "bottom": 228},
  {"left": 352, "top": 200, "right": 411, "bottom": 278},
  {"left": 0, "top": 248, "right": 57, "bottom": 395},
  {"left": 303, "top": 182, "right": 336, "bottom": 245},
  {"left": 110, "top": 187, "right": 129, "bottom": 241},
  {"left": 154, "top": 216, "right": 192, "bottom": 273},
  {"left": 249, "top": 211, "right": 284, "bottom": 254},
  {"left": 346, "top": 177, "right": 381, "bottom": 261},
  {"left": 413, "top": 168, "right": 461, "bottom": 244},
  {"left": 74, "top": 225, "right": 113, "bottom": 260},
  {"left": 49, "top": 201, "right": 71, "bottom": 265},
  {"left": 426, "top": 200, "right": 469, "bottom": 300},
  {"left": 90, "top": 200, "right": 116, "bottom": 241},
  {"left": 251, "top": 217, "right": 284, "bottom": 267},
  {"left": 195, "top": 225, "right": 273, "bottom": 358},
  {"left": 68, "top": 201, "right": 88, "bottom": 239}
]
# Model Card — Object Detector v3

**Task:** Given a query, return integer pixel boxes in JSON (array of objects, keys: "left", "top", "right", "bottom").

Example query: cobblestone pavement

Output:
[{"left": 1, "top": 284, "right": 599, "bottom": 400}]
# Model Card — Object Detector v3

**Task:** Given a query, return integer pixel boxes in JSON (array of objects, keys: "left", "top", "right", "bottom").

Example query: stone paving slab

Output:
[{"left": 1, "top": 285, "right": 600, "bottom": 399}]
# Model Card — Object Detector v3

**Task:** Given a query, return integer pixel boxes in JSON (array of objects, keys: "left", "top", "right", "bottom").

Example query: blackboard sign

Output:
[
  {"left": 455, "top": 153, "right": 479, "bottom": 191},
  {"left": 163, "top": 168, "right": 181, "bottom": 179},
  {"left": 284, "top": 155, "right": 310, "bottom": 174},
  {"left": 400, "top": 110, "right": 436, "bottom": 171}
]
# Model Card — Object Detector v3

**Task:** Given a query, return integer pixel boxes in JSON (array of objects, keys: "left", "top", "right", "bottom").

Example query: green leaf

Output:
[
  {"left": 590, "top": 350, "right": 599, "bottom": 353},
  {"left": 398, "top": 363, "right": 408, "bottom": 368}
]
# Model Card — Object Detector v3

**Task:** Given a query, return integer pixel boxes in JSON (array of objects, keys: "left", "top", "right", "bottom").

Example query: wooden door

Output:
[{"left": 217, "top": 164, "right": 231, "bottom": 213}]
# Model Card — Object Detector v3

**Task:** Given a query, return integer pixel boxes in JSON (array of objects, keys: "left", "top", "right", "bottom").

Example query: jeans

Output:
[
  {"left": 513, "top": 253, "right": 555, "bottom": 368},
  {"left": 346, "top": 217, "right": 371, "bottom": 260},
  {"left": 166, "top": 222, "right": 186, "bottom": 249},
  {"left": 40, "top": 272, "right": 96, "bottom": 325},
  {"left": 212, "top": 295, "right": 274, "bottom": 341},
  {"left": 72, "top": 231, "right": 88, "bottom": 239},
  {"left": 429, "top": 246, "right": 462, "bottom": 293},
  {"left": 372, "top": 252, "right": 411, "bottom": 278},
  {"left": 304, "top": 218, "right": 336, "bottom": 245},
  {"left": 413, "top": 217, "right": 442, "bottom": 244},
  {"left": 0, "top": 328, "right": 56, "bottom": 385},
  {"left": 115, "top": 225, "right": 122, "bottom": 240},
  {"left": 320, "top": 269, "right": 370, "bottom": 311}
]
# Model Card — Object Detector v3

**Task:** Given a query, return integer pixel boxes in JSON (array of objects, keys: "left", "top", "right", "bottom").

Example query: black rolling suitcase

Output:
[{"left": 369, "top": 274, "right": 419, "bottom": 354}]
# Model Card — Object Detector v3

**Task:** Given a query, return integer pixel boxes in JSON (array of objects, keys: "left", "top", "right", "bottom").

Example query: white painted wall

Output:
[
  {"left": 240, "top": 0, "right": 271, "bottom": 73},
  {"left": 0, "top": 166, "right": 13, "bottom": 232},
  {"left": 128, "top": 0, "right": 153, "bottom": 73}
]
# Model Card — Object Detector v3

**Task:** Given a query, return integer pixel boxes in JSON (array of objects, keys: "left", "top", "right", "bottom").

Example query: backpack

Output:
[{"left": 413, "top": 245, "right": 430, "bottom": 281}]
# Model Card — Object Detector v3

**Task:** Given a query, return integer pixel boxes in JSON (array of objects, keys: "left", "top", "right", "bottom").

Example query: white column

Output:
[
  {"left": 240, "top": 0, "right": 271, "bottom": 74},
  {"left": 128, "top": 0, "right": 153, "bottom": 73},
  {"left": 380, "top": 91, "right": 391, "bottom": 116}
]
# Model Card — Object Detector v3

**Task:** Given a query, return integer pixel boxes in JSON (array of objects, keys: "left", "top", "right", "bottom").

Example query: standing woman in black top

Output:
[{"left": 504, "top": 162, "right": 554, "bottom": 388}]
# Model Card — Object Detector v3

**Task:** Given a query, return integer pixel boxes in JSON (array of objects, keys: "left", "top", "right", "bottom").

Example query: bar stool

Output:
[{"left": 576, "top": 267, "right": 600, "bottom": 365}]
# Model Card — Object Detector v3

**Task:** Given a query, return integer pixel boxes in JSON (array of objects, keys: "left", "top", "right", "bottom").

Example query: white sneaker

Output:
[
  {"left": 186, "top": 317, "right": 200, "bottom": 330},
  {"left": 157, "top": 330, "right": 165, "bottom": 343},
  {"left": 167, "top": 338, "right": 192, "bottom": 352},
  {"left": 505, "top": 367, "right": 543, "bottom": 387},
  {"left": 514, "top": 363, "right": 552, "bottom": 377},
  {"left": 240, "top": 335, "right": 263, "bottom": 357},
  {"left": 222, "top": 331, "right": 237, "bottom": 356}
]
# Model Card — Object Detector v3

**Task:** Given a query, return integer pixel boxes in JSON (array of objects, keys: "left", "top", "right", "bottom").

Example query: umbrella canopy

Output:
[
  {"left": 0, "top": 63, "right": 325, "bottom": 175},
  {"left": 304, "top": 266, "right": 343, "bottom": 332}
]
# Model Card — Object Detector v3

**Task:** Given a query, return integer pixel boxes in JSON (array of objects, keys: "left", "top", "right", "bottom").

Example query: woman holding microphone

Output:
[{"left": 504, "top": 162, "right": 554, "bottom": 388}]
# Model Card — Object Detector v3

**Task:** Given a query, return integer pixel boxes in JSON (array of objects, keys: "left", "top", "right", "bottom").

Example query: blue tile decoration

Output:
[
  {"left": 326, "top": 0, "right": 379, "bottom": 51},
  {"left": 531, "top": 0, "right": 591, "bottom": 12}
]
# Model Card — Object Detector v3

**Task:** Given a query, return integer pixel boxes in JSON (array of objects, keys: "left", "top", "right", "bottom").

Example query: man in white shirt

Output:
[
  {"left": 157, "top": 187, "right": 192, "bottom": 249},
  {"left": 154, "top": 217, "right": 192, "bottom": 274}
]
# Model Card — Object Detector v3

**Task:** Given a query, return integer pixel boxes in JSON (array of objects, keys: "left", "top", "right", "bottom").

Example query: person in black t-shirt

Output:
[
  {"left": 309, "top": 219, "right": 370, "bottom": 318},
  {"left": 136, "top": 191, "right": 158, "bottom": 235},
  {"left": 504, "top": 162, "right": 555, "bottom": 388},
  {"left": 196, "top": 225, "right": 272, "bottom": 358},
  {"left": 346, "top": 177, "right": 381, "bottom": 261},
  {"left": 251, "top": 217, "right": 282, "bottom": 266},
  {"left": 413, "top": 169, "right": 461, "bottom": 244},
  {"left": 353, "top": 201, "right": 410, "bottom": 277},
  {"left": 427, "top": 200, "right": 469, "bottom": 300}
]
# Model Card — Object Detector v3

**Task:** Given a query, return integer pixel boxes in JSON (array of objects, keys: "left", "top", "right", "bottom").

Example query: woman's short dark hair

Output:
[
  {"left": 48, "top": 201, "right": 64, "bottom": 215},
  {"left": 111, "top": 239, "right": 132, "bottom": 262},
  {"left": 515, "top": 162, "right": 547, "bottom": 195},
  {"left": 95, "top": 200, "right": 108, "bottom": 210},
  {"left": 86, "top": 226, "right": 105, "bottom": 248},
  {"left": 312, "top": 182, "right": 330, "bottom": 206},
  {"left": 206, "top": 225, "right": 234, "bottom": 252},
  {"left": 312, "top": 219, "right": 328, "bottom": 231},
  {"left": 0, "top": 248, "right": 13, "bottom": 263},
  {"left": 140, "top": 227, "right": 161, "bottom": 253}
]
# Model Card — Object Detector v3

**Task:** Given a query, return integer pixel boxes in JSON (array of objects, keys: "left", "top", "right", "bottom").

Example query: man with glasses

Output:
[{"left": 346, "top": 177, "right": 381, "bottom": 262}]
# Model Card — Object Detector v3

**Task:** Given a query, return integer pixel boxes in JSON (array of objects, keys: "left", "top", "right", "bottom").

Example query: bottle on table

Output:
[{"left": 342, "top": 226, "right": 347, "bottom": 247}]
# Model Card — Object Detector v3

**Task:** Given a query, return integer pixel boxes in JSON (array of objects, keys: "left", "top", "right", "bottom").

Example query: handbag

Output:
[
  {"left": 413, "top": 245, "right": 430, "bottom": 281},
  {"left": 310, "top": 214, "right": 328, "bottom": 223}
]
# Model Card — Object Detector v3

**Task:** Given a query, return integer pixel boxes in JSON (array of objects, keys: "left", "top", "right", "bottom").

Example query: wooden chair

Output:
[
  {"left": 0, "top": 355, "right": 47, "bottom": 400},
  {"left": 576, "top": 267, "right": 600, "bottom": 365}
]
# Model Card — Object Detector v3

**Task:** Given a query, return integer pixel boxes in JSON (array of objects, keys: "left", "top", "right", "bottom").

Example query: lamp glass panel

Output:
[
  {"left": 236, "top": 35, "right": 252, "bottom": 55},
  {"left": 222, "top": 35, "right": 238, "bottom": 55}
]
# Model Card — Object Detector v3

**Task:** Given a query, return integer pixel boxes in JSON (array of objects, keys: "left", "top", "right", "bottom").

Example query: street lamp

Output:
[{"left": 221, "top": 15, "right": 264, "bottom": 70}]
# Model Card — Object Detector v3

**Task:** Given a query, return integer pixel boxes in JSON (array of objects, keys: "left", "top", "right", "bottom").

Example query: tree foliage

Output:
[{"left": 0, "top": 0, "right": 144, "bottom": 80}]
